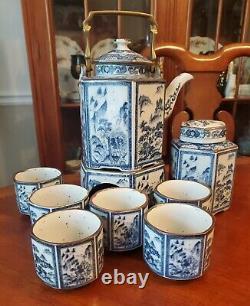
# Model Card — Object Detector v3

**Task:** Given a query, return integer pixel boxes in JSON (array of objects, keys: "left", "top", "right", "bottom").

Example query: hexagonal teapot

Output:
[{"left": 79, "top": 11, "right": 193, "bottom": 171}]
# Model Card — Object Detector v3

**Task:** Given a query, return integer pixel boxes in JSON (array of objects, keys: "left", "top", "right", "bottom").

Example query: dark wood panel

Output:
[{"left": 22, "top": 0, "right": 64, "bottom": 170}]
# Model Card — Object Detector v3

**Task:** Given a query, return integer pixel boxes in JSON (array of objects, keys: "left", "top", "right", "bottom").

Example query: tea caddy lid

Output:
[
  {"left": 180, "top": 120, "right": 227, "bottom": 144},
  {"left": 94, "top": 39, "right": 154, "bottom": 77}
]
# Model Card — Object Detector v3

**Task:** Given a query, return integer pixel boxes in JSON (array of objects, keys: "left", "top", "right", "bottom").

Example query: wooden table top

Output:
[{"left": 1, "top": 158, "right": 250, "bottom": 306}]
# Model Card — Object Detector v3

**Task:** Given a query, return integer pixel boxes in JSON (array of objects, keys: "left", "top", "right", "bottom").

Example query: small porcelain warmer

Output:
[
  {"left": 171, "top": 120, "right": 238, "bottom": 214},
  {"left": 79, "top": 11, "right": 192, "bottom": 194}
]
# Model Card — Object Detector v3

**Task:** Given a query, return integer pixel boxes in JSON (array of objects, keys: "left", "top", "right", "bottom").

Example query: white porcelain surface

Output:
[
  {"left": 92, "top": 187, "right": 146, "bottom": 211},
  {"left": 143, "top": 203, "right": 215, "bottom": 280},
  {"left": 154, "top": 180, "right": 212, "bottom": 211},
  {"left": 15, "top": 167, "right": 61, "bottom": 184},
  {"left": 31, "top": 209, "right": 103, "bottom": 289},
  {"left": 14, "top": 167, "right": 62, "bottom": 215},
  {"left": 147, "top": 204, "right": 213, "bottom": 235},
  {"left": 33, "top": 209, "right": 100, "bottom": 243},
  {"left": 29, "top": 184, "right": 88, "bottom": 224},
  {"left": 89, "top": 187, "right": 148, "bottom": 251}
]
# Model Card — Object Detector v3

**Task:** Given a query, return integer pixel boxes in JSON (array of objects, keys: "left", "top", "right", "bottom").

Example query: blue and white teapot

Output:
[{"left": 79, "top": 11, "right": 193, "bottom": 171}]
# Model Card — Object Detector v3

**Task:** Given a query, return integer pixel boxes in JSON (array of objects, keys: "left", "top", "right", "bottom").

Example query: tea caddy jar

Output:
[{"left": 171, "top": 120, "right": 238, "bottom": 214}]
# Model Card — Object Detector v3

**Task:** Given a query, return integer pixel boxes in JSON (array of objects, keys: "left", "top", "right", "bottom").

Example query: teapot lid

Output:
[
  {"left": 180, "top": 120, "right": 226, "bottom": 144},
  {"left": 93, "top": 39, "right": 153, "bottom": 77}
]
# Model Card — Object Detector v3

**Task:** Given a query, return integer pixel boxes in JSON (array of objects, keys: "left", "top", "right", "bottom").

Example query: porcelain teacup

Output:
[
  {"left": 14, "top": 167, "right": 62, "bottom": 215},
  {"left": 29, "top": 184, "right": 88, "bottom": 224},
  {"left": 153, "top": 180, "right": 212, "bottom": 212},
  {"left": 89, "top": 187, "right": 148, "bottom": 251},
  {"left": 31, "top": 209, "right": 103, "bottom": 289},
  {"left": 143, "top": 203, "right": 215, "bottom": 280}
]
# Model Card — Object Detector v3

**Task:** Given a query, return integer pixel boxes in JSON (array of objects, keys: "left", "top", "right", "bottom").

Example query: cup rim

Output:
[
  {"left": 13, "top": 167, "right": 62, "bottom": 185},
  {"left": 144, "top": 203, "right": 215, "bottom": 237},
  {"left": 31, "top": 209, "right": 102, "bottom": 246},
  {"left": 29, "top": 184, "right": 88, "bottom": 209},
  {"left": 89, "top": 187, "right": 148, "bottom": 213},
  {"left": 155, "top": 179, "right": 211, "bottom": 202}
]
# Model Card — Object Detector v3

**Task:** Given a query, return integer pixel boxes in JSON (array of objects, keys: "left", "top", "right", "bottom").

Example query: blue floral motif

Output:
[
  {"left": 96, "top": 64, "right": 147, "bottom": 76},
  {"left": 180, "top": 127, "right": 226, "bottom": 140}
]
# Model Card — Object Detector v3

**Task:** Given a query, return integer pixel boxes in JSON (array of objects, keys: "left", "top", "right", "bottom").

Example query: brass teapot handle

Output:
[{"left": 83, "top": 10, "right": 158, "bottom": 72}]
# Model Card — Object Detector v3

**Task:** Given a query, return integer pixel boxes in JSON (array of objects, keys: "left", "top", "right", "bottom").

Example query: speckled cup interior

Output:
[
  {"left": 15, "top": 167, "right": 61, "bottom": 183},
  {"left": 156, "top": 180, "right": 211, "bottom": 202},
  {"left": 146, "top": 203, "right": 213, "bottom": 235},
  {"left": 30, "top": 184, "right": 88, "bottom": 209},
  {"left": 91, "top": 187, "right": 147, "bottom": 211},
  {"left": 32, "top": 209, "right": 101, "bottom": 244}
]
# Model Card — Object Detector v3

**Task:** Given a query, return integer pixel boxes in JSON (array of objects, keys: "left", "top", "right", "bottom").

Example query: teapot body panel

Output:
[
  {"left": 80, "top": 78, "right": 166, "bottom": 171},
  {"left": 135, "top": 81, "right": 165, "bottom": 168}
]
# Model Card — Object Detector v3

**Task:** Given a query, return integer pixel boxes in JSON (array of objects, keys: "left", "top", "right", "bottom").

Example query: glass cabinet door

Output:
[{"left": 189, "top": 0, "right": 250, "bottom": 155}]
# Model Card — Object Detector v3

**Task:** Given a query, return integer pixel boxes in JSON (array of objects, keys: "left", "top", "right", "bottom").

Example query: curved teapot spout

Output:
[{"left": 165, "top": 73, "right": 193, "bottom": 118}]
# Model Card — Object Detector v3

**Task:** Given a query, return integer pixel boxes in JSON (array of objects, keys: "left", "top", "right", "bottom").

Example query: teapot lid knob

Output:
[{"left": 114, "top": 39, "right": 131, "bottom": 51}]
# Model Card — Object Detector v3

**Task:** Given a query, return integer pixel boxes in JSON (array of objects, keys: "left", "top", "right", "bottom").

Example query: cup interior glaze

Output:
[
  {"left": 30, "top": 184, "right": 88, "bottom": 208},
  {"left": 146, "top": 204, "right": 213, "bottom": 235},
  {"left": 14, "top": 167, "right": 61, "bottom": 183},
  {"left": 91, "top": 187, "right": 147, "bottom": 211},
  {"left": 32, "top": 209, "right": 101, "bottom": 243},
  {"left": 156, "top": 180, "right": 211, "bottom": 201}
]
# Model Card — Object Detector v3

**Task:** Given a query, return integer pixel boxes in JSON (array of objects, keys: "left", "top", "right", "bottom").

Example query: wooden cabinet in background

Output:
[{"left": 22, "top": 0, "right": 250, "bottom": 171}]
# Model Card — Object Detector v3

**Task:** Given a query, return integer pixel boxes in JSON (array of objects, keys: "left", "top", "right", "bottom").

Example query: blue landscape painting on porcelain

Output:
[
  {"left": 58, "top": 241, "right": 95, "bottom": 289},
  {"left": 135, "top": 82, "right": 165, "bottom": 167},
  {"left": 32, "top": 229, "right": 103, "bottom": 289},
  {"left": 203, "top": 230, "right": 214, "bottom": 271},
  {"left": 29, "top": 202, "right": 83, "bottom": 225},
  {"left": 81, "top": 162, "right": 165, "bottom": 195},
  {"left": 15, "top": 183, "right": 37, "bottom": 215},
  {"left": 96, "top": 229, "right": 104, "bottom": 273},
  {"left": 178, "top": 150, "right": 215, "bottom": 186},
  {"left": 31, "top": 239, "right": 58, "bottom": 288},
  {"left": 111, "top": 210, "right": 142, "bottom": 251},
  {"left": 143, "top": 224, "right": 165, "bottom": 275},
  {"left": 83, "top": 169, "right": 132, "bottom": 190},
  {"left": 88, "top": 206, "right": 109, "bottom": 248},
  {"left": 29, "top": 206, "right": 49, "bottom": 225},
  {"left": 167, "top": 237, "right": 204, "bottom": 279},
  {"left": 213, "top": 150, "right": 237, "bottom": 213},
  {"left": 81, "top": 80, "right": 132, "bottom": 170},
  {"left": 171, "top": 139, "right": 238, "bottom": 213},
  {"left": 89, "top": 204, "right": 145, "bottom": 251}
]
